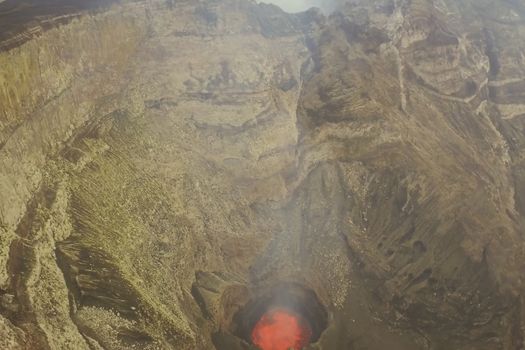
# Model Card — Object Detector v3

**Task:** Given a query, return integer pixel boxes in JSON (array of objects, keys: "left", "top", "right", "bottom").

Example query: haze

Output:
[{"left": 258, "top": 0, "right": 337, "bottom": 13}]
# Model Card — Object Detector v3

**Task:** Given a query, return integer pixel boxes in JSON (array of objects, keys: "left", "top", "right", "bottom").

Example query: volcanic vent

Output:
[
  {"left": 2, "top": 0, "right": 525, "bottom": 349},
  {"left": 223, "top": 283, "right": 328, "bottom": 350},
  {"left": 251, "top": 308, "right": 312, "bottom": 350}
]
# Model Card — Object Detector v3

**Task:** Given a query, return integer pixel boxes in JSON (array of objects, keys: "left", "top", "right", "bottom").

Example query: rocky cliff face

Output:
[{"left": 1, "top": 0, "right": 525, "bottom": 349}]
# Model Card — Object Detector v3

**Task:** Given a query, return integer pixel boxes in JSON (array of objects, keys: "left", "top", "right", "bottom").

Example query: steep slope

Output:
[{"left": 0, "top": 0, "right": 524, "bottom": 349}]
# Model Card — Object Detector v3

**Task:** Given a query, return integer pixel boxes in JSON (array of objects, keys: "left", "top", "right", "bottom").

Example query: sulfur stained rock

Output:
[
  {"left": 0, "top": 0, "right": 525, "bottom": 349},
  {"left": 0, "top": 315, "right": 25, "bottom": 350}
]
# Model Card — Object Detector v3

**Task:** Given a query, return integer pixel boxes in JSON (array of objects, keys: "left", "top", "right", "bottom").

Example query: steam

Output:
[{"left": 257, "top": 0, "right": 339, "bottom": 14}]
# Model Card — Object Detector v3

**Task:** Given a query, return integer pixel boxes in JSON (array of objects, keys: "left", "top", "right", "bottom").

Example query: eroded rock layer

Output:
[{"left": 0, "top": 0, "right": 525, "bottom": 349}]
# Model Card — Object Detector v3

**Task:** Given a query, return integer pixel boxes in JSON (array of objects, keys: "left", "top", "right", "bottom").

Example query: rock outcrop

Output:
[{"left": 0, "top": 0, "right": 524, "bottom": 349}]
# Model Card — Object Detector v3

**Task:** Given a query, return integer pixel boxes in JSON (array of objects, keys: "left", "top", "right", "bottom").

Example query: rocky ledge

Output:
[{"left": 0, "top": 0, "right": 525, "bottom": 349}]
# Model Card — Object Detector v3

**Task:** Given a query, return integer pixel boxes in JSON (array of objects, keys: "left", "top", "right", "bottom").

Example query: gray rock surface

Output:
[{"left": 0, "top": 0, "right": 525, "bottom": 349}]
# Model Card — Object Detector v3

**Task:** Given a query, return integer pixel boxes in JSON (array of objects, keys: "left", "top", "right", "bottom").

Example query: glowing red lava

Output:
[{"left": 251, "top": 308, "right": 312, "bottom": 350}]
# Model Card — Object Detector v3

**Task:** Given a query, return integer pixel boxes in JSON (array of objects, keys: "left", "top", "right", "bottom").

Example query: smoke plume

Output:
[{"left": 258, "top": 0, "right": 339, "bottom": 13}]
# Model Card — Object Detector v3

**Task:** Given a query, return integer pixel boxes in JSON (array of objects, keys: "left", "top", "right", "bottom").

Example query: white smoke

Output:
[{"left": 257, "top": 0, "right": 338, "bottom": 13}]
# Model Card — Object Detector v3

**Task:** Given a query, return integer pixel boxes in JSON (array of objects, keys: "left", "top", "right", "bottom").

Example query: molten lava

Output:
[{"left": 251, "top": 308, "right": 312, "bottom": 350}]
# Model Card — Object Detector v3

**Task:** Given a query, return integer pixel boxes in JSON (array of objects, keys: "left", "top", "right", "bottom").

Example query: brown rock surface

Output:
[{"left": 0, "top": 0, "right": 525, "bottom": 349}]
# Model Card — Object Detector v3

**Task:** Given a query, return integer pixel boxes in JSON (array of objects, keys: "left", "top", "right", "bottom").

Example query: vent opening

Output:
[{"left": 229, "top": 283, "right": 328, "bottom": 350}]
